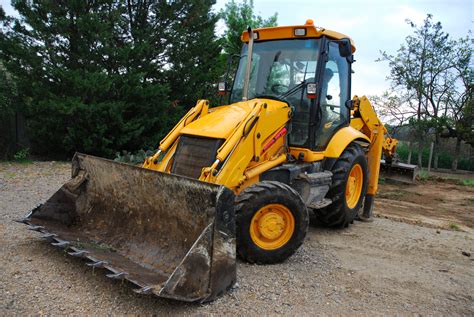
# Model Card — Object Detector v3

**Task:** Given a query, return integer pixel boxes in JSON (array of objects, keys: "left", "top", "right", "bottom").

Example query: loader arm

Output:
[
  {"left": 144, "top": 98, "right": 291, "bottom": 192},
  {"left": 143, "top": 99, "right": 210, "bottom": 167}
]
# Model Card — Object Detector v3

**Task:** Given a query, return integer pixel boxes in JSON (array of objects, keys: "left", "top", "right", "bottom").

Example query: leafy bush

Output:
[
  {"left": 114, "top": 149, "right": 156, "bottom": 166},
  {"left": 458, "top": 157, "right": 474, "bottom": 172},
  {"left": 27, "top": 92, "right": 176, "bottom": 159},
  {"left": 396, "top": 142, "right": 474, "bottom": 171},
  {"left": 416, "top": 170, "right": 431, "bottom": 181},
  {"left": 13, "top": 148, "right": 30, "bottom": 163},
  {"left": 0, "top": 62, "right": 18, "bottom": 160}
]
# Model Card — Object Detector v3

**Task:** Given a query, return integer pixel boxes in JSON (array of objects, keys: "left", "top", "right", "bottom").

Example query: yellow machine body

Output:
[
  {"left": 142, "top": 20, "right": 415, "bottom": 194},
  {"left": 143, "top": 94, "right": 393, "bottom": 196},
  {"left": 22, "top": 19, "right": 418, "bottom": 303}
]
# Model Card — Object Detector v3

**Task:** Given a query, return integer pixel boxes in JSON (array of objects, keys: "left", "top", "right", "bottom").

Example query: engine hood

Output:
[{"left": 180, "top": 99, "right": 288, "bottom": 140}]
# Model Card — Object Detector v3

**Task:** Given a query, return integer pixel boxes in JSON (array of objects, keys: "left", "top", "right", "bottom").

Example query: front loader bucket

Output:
[
  {"left": 380, "top": 160, "right": 419, "bottom": 183},
  {"left": 18, "top": 153, "right": 236, "bottom": 302}
]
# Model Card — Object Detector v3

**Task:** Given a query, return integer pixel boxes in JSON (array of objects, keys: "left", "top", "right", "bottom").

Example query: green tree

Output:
[
  {"left": 441, "top": 35, "right": 473, "bottom": 170},
  {"left": 163, "top": 0, "right": 223, "bottom": 108},
  {"left": 379, "top": 14, "right": 459, "bottom": 168},
  {"left": 220, "top": 0, "right": 277, "bottom": 56},
  {"left": 0, "top": 0, "right": 221, "bottom": 159},
  {"left": 0, "top": 60, "right": 19, "bottom": 159}
]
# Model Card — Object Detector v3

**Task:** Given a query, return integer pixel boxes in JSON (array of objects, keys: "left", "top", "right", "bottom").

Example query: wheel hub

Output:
[
  {"left": 257, "top": 212, "right": 285, "bottom": 240},
  {"left": 249, "top": 204, "right": 295, "bottom": 250},
  {"left": 345, "top": 163, "right": 363, "bottom": 209}
]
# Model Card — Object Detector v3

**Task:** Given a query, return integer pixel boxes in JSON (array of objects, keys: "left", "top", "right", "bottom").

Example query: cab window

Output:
[{"left": 314, "top": 41, "right": 350, "bottom": 149}]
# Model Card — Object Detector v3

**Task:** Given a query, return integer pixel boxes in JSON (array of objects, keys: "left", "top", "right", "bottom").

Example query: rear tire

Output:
[
  {"left": 235, "top": 181, "right": 308, "bottom": 264},
  {"left": 316, "top": 143, "right": 368, "bottom": 228}
]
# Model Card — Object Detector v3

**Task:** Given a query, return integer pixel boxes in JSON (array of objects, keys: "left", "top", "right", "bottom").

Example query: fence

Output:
[
  {"left": 397, "top": 139, "right": 474, "bottom": 172},
  {"left": 0, "top": 112, "right": 28, "bottom": 160}
]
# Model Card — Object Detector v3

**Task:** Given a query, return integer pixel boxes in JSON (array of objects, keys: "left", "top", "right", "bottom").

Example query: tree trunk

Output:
[
  {"left": 417, "top": 142, "right": 423, "bottom": 167},
  {"left": 407, "top": 141, "right": 412, "bottom": 164},
  {"left": 433, "top": 133, "right": 440, "bottom": 170},
  {"left": 15, "top": 112, "right": 29, "bottom": 149},
  {"left": 428, "top": 142, "right": 434, "bottom": 173},
  {"left": 451, "top": 137, "right": 461, "bottom": 171}
]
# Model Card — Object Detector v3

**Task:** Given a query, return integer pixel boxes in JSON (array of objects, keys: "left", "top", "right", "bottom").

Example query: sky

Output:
[
  {"left": 213, "top": 0, "right": 473, "bottom": 96},
  {"left": 1, "top": 0, "right": 472, "bottom": 97}
]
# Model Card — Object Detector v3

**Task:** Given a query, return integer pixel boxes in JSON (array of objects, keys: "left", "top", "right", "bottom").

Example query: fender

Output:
[{"left": 324, "top": 126, "right": 370, "bottom": 158}]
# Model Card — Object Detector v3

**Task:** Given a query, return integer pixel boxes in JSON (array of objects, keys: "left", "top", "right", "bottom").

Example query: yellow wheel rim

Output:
[
  {"left": 345, "top": 163, "right": 364, "bottom": 209},
  {"left": 249, "top": 204, "right": 295, "bottom": 250}
]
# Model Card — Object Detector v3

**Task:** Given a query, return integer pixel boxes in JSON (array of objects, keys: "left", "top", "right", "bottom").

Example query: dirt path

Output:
[
  {"left": 1, "top": 162, "right": 473, "bottom": 315},
  {"left": 376, "top": 181, "right": 474, "bottom": 233}
]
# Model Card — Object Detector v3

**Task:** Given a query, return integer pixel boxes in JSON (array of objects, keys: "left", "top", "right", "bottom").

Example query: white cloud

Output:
[
  {"left": 352, "top": 61, "right": 391, "bottom": 97},
  {"left": 215, "top": 19, "right": 227, "bottom": 37},
  {"left": 1, "top": 0, "right": 19, "bottom": 17},
  {"left": 320, "top": 16, "right": 370, "bottom": 34},
  {"left": 384, "top": 5, "right": 425, "bottom": 27}
]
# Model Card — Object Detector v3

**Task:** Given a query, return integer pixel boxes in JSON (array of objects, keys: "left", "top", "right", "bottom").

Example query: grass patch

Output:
[
  {"left": 378, "top": 191, "right": 404, "bottom": 199},
  {"left": 449, "top": 223, "right": 461, "bottom": 231},
  {"left": 459, "top": 179, "right": 474, "bottom": 187},
  {"left": 417, "top": 170, "right": 432, "bottom": 181},
  {"left": 378, "top": 177, "right": 386, "bottom": 185},
  {"left": 13, "top": 148, "right": 32, "bottom": 164}
]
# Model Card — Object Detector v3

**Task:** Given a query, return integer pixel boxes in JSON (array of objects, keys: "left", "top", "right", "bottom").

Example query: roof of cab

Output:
[{"left": 240, "top": 19, "right": 356, "bottom": 53}]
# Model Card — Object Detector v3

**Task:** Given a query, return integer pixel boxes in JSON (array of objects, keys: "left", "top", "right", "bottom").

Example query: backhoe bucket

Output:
[
  {"left": 19, "top": 153, "right": 236, "bottom": 302},
  {"left": 380, "top": 160, "right": 419, "bottom": 183}
]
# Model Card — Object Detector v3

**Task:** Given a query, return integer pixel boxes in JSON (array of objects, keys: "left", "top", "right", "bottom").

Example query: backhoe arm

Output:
[
  {"left": 382, "top": 136, "right": 398, "bottom": 162},
  {"left": 351, "top": 95, "right": 418, "bottom": 194},
  {"left": 349, "top": 95, "right": 417, "bottom": 219},
  {"left": 350, "top": 96, "right": 387, "bottom": 196}
]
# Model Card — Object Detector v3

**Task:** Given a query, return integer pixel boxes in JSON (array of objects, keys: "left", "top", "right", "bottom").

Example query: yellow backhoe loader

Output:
[{"left": 19, "top": 20, "right": 417, "bottom": 302}]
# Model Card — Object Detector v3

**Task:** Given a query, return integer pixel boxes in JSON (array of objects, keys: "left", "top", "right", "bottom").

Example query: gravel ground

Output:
[{"left": 1, "top": 162, "right": 473, "bottom": 315}]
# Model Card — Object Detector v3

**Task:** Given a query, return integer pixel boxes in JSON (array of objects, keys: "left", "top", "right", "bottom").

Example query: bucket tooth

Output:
[
  {"left": 68, "top": 250, "right": 89, "bottom": 258},
  {"left": 27, "top": 225, "right": 44, "bottom": 232},
  {"left": 51, "top": 239, "right": 70, "bottom": 248},
  {"left": 41, "top": 233, "right": 58, "bottom": 241},
  {"left": 133, "top": 286, "right": 154, "bottom": 295},
  {"left": 14, "top": 218, "right": 29, "bottom": 224},
  {"left": 87, "top": 260, "right": 107, "bottom": 268},
  {"left": 106, "top": 272, "right": 128, "bottom": 280}
]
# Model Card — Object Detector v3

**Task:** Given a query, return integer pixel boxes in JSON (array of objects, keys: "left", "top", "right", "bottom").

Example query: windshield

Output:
[{"left": 230, "top": 39, "right": 320, "bottom": 103}]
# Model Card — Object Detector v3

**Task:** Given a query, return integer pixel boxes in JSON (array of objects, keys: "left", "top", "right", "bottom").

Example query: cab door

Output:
[{"left": 313, "top": 40, "right": 352, "bottom": 150}]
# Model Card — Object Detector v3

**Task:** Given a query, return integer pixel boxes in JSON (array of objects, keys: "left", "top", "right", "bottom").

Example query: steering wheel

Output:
[{"left": 271, "top": 83, "right": 289, "bottom": 94}]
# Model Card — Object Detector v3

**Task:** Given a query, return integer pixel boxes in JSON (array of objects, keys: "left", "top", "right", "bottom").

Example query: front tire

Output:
[
  {"left": 235, "top": 181, "right": 308, "bottom": 264},
  {"left": 316, "top": 143, "right": 368, "bottom": 228}
]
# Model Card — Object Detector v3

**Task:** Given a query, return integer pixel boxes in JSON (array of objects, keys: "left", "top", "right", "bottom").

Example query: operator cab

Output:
[{"left": 228, "top": 20, "right": 354, "bottom": 151}]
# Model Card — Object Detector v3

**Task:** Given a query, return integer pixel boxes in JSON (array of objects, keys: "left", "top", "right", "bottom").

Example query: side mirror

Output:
[
  {"left": 338, "top": 39, "right": 352, "bottom": 58},
  {"left": 306, "top": 82, "right": 317, "bottom": 99},
  {"left": 218, "top": 81, "right": 228, "bottom": 95}
]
